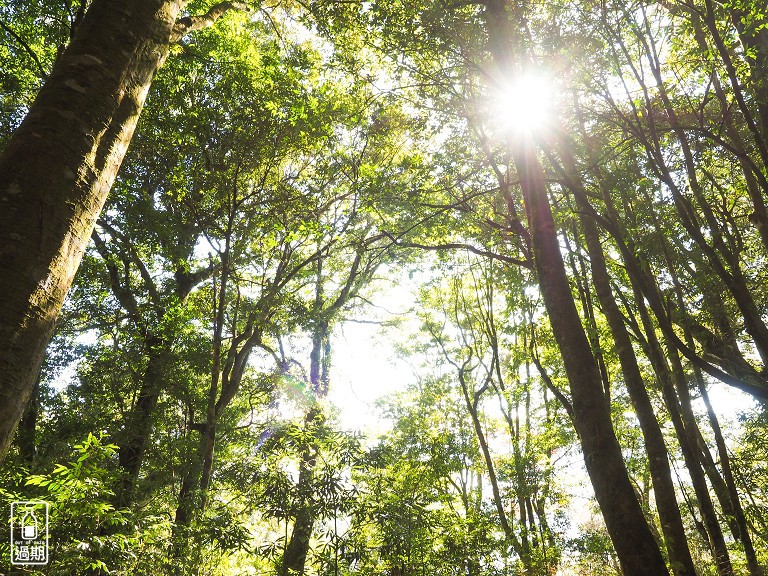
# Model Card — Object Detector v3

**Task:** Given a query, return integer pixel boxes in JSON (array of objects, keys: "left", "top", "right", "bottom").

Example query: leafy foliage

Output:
[{"left": 2, "top": 0, "right": 768, "bottom": 574}]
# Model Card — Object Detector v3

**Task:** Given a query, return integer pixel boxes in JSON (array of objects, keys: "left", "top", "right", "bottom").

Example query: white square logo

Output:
[{"left": 10, "top": 501, "right": 49, "bottom": 565}]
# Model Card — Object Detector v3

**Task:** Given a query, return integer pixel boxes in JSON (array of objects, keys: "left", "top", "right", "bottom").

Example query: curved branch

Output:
[
  {"left": 387, "top": 235, "right": 532, "bottom": 268},
  {"left": 171, "top": 1, "right": 253, "bottom": 42}
]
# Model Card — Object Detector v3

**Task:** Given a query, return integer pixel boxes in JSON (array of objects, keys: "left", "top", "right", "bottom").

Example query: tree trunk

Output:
[
  {"left": 513, "top": 143, "right": 667, "bottom": 574},
  {"left": 114, "top": 334, "right": 166, "bottom": 507},
  {"left": 171, "top": 455, "right": 199, "bottom": 575},
  {"left": 664, "top": 248, "right": 761, "bottom": 575},
  {"left": 457, "top": 366, "right": 526, "bottom": 564},
  {"left": 281, "top": 407, "right": 324, "bottom": 576},
  {"left": 667, "top": 351, "right": 734, "bottom": 576},
  {"left": 729, "top": 4, "right": 768, "bottom": 138},
  {"left": 16, "top": 373, "right": 41, "bottom": 463},
  {"left": 483, "top": 5, "right": 668, "bottom": 569},
  {"left": 633, "top": 289, "right": 734, "bottom": 576},
  {"left": 698, "top": 382, "right": 762, "bottom": 576},
  {"left": 281, "top": 305, "right": 330, "bottom": 575},
  {"left": 0, "top": 0, "right": 183, "bottom": 462},
  {"left": 281, "top": 458, "right": 317, "bottom": 575},
  {"left": 574, "top": 200, "right": 696, "bottom": 576},
  {"left": 482, "top": 8, "right": 670, "bottom": 570}
]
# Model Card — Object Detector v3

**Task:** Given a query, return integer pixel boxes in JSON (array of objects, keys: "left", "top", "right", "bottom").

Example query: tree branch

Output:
[
  {"left": 97, "top": 220, "right": 163, "bottom": 311},
  {"left": 171, "top": 2, "right": 252, "bottom": 42},
  {"left": 384, "top": 232, "right": 532, "bottom": 268},
  {"left": 175, "top": 262, "right": 217, "bottom": 302},
  {"left": 0, "top": 20, "right": 47, "bottom": 78},
  {"left": 91, "top": 231, "right": 140, "bottom": 317}
]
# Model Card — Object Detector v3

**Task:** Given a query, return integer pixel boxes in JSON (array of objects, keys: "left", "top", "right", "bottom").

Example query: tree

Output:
[
  {"left": 415, "top": 255, "right": 566, "bottom": 574},
  {"left": 0, "top": 0, "right": 250, "bottom": 462}
]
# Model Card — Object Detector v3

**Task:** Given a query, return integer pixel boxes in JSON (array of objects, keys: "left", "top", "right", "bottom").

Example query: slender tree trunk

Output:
[
  {"left": 729, "top": 4, "right": 768, "bottom": 138},
  {"left": 457, "top": 367, "right": 526, "bottom": 564},
  {"left": 198, "top": 251, "right": 229, "bottom": 511},
  {"left": 115, "top": 334, "right": 165, "bottom": 507},
  {"left": 574, "top": 200, "right": 696, "bottom": 576},
  {"left": 698, "top": 382, "right": 762, "bottom": 575},
  {"left": 513, "top": 394, "right": 532, "bottom": 563},
  {"left": 176, "top": 254, "right": 231, "bottom": 541},
  {"left": 663, "top": 249, "right": 761, "bottom": 575},
  {"left": 684, "top": 8, "right": 768, "bottom": 252},
  {"left": 171, "top": 258, "right": 231, "bottom": 574},
  {"left": 0, "top": 0, "right": 183, "bottom": 461},
  {"left": 668, "top": 350, "right": 734, "bottom": 576},
  {"left": 693, "top": 425, "right": 740, "bottom": 540},
  {"left": 483, "top": 5, "right": 668, "bottom": 568},
  {"left": 633, "top": 287, "right": 734, "bottom": 576}
]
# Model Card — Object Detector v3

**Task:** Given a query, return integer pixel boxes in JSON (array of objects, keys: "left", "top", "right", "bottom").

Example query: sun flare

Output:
[{"left": 493, "top": 71, "right": 556, "bottom": 136}]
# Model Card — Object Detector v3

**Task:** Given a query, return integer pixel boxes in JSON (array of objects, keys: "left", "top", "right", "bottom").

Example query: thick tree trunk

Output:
[
  {"left": 281, "top": 407, "right": 324, "bottom": 576},
  {"left": 512, "top": 142, "right": 667, "bottom": 574},
  {"left": 281, "top": 458, "right": 317, "bottom": 575},
  {"left": 16, "top": 374, "right": 41, "bottom": 463},
  {"left": 0, "top": 0, "right": 182, "bottom": 461},
  {"left": 281, "top": 308, "right": 330, "bottom": 575}
]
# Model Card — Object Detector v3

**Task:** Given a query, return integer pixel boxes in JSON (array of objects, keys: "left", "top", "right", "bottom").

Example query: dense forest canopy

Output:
[{"left": 1, "top": 0, "right": 767, "bottom": 574}]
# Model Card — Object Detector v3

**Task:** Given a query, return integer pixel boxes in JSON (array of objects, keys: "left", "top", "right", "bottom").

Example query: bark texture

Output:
[
  {"left": 556, "top": 142, "right": 695, "bottom": 575},
  {"left": 0, "top": 0, "right": 183, "bottom": 461},
  {"left": 281, "top": 408, "right": 323, "bottom": 576},
  {"left": 281, "top": 305, "right": 330, "bottom": 575},
  {"left": 115, "top": 335, "right": 166, "bottom": 506}
]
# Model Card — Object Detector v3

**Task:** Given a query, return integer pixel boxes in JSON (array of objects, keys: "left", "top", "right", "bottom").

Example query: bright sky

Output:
[
  {"left": 492, "top": 68, "right": 558, "bottom": 137},
  {"left": 326, "top": 264, "right": 758, "bottom": 437},
  {"left": 327, "top": 269, "right": 421, "bottom": 434},
  {"left": 328, "top": 320, "right": 412, "bottom": 433}
]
